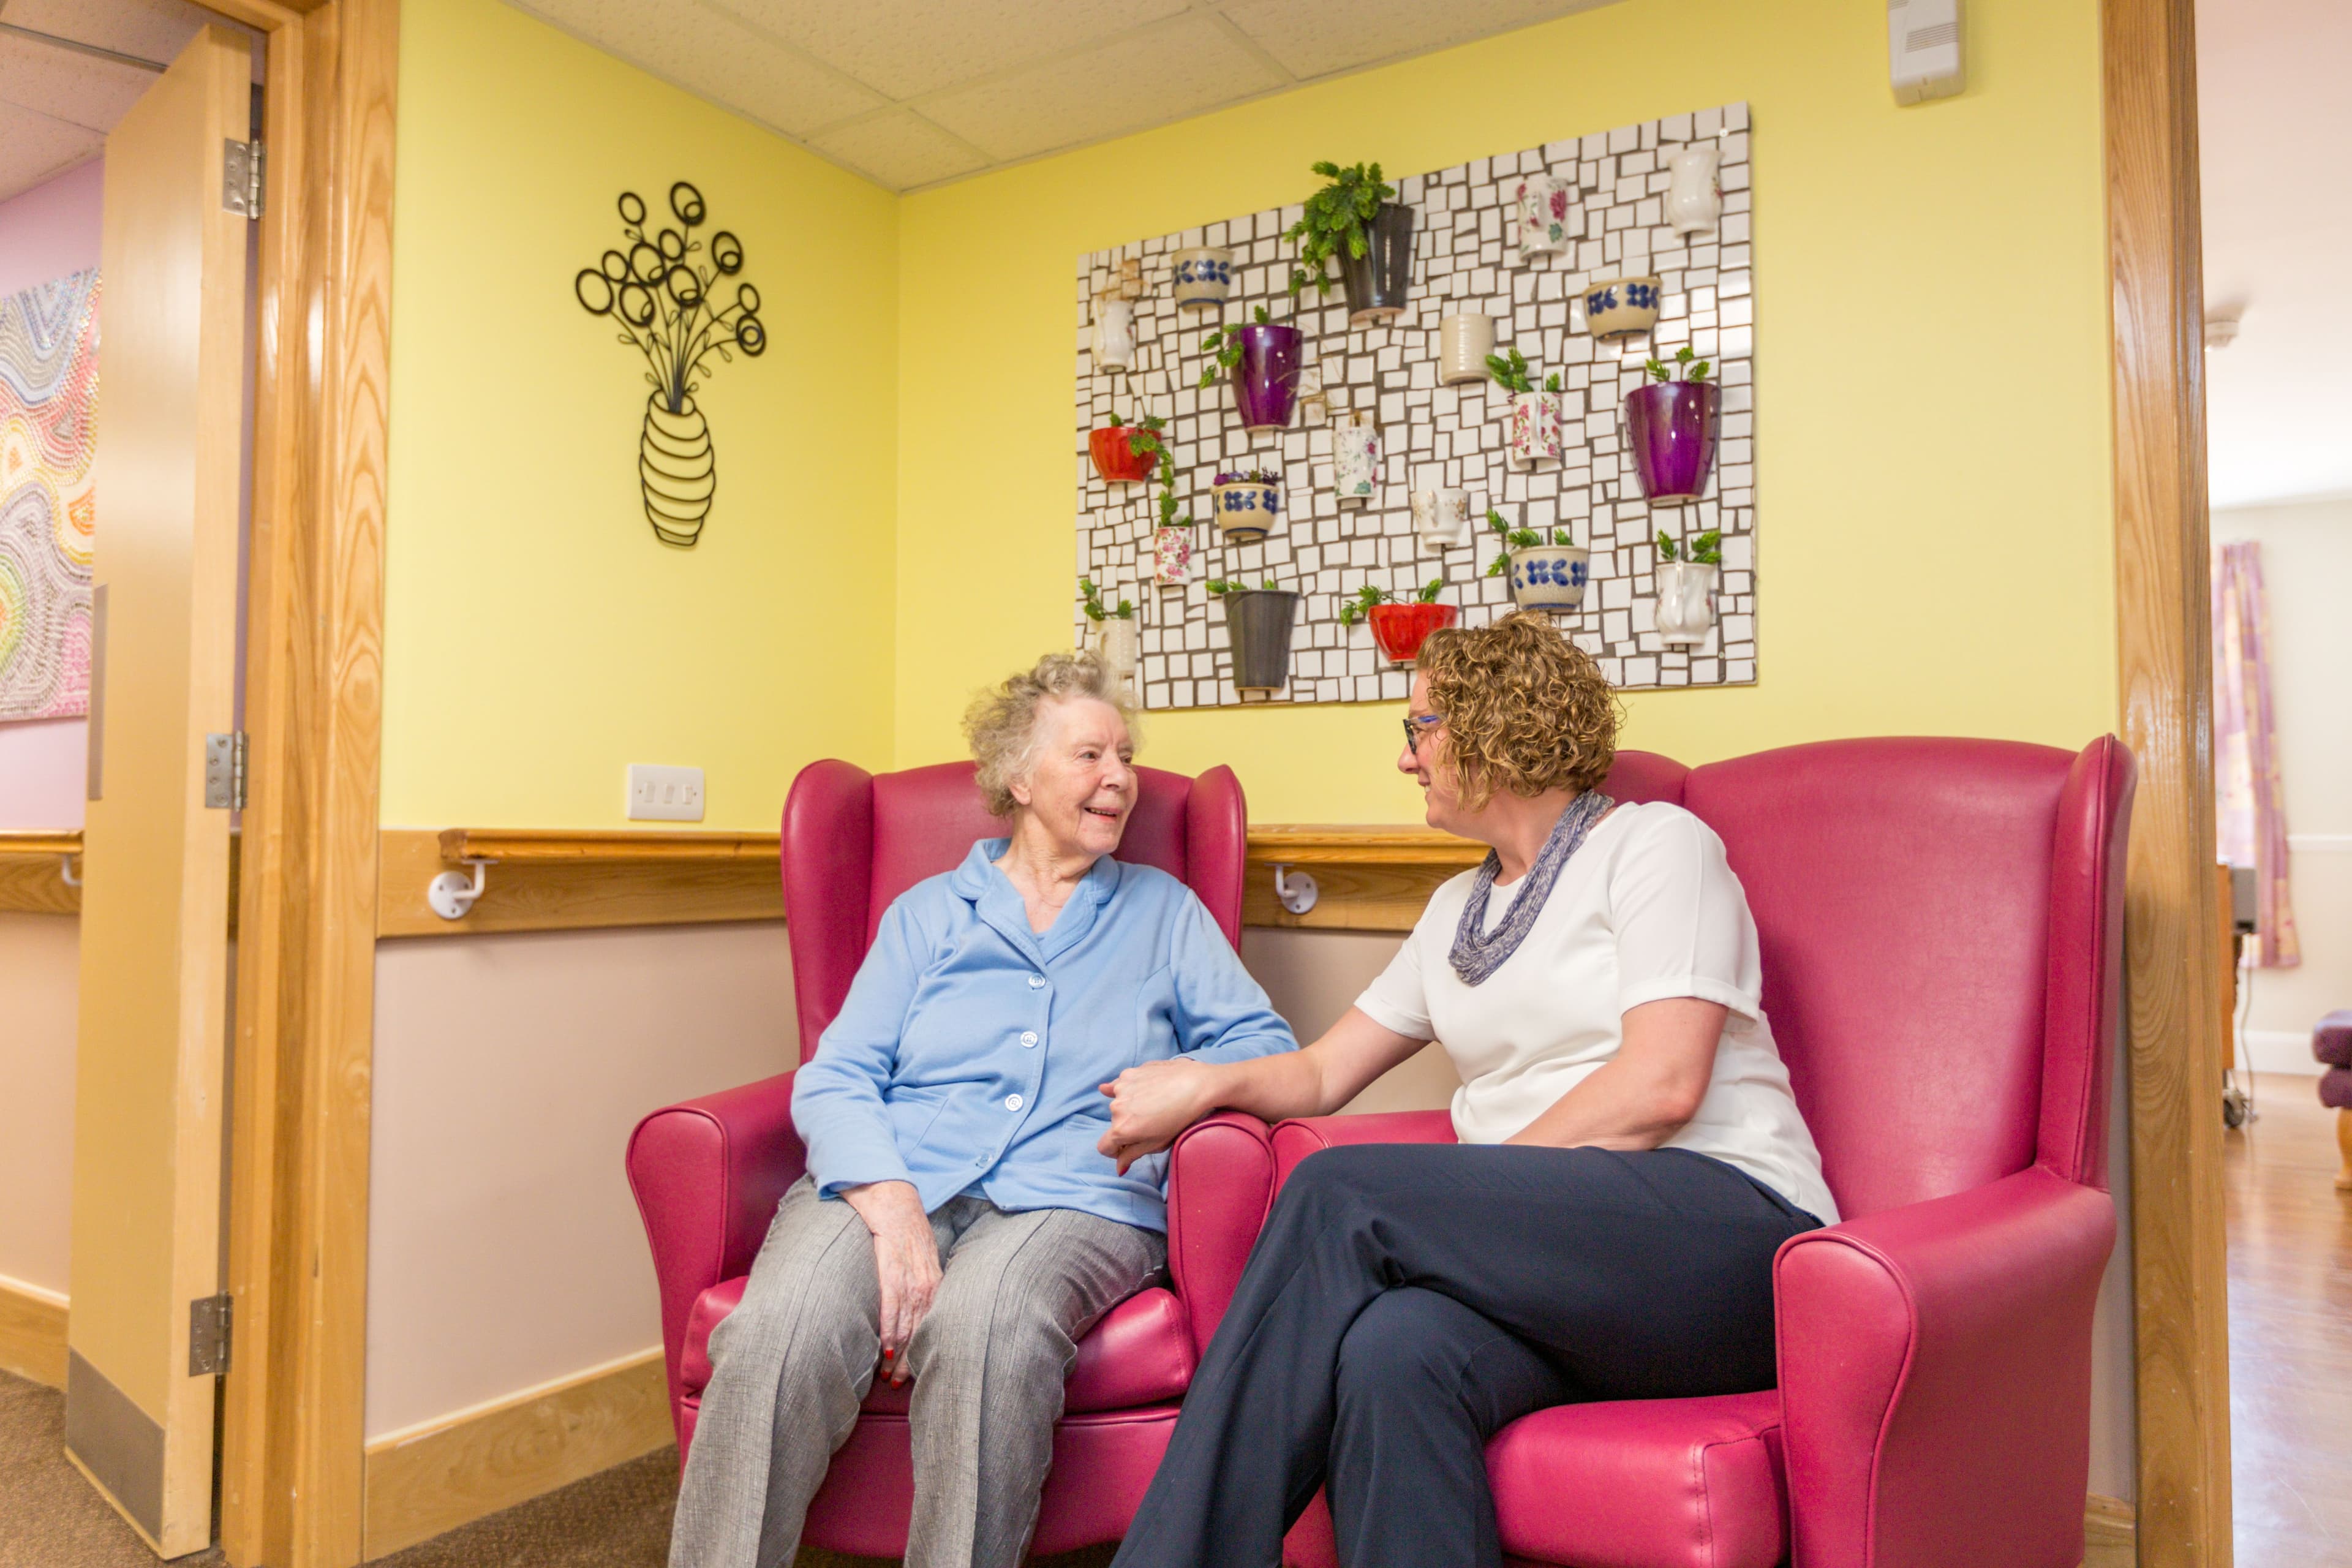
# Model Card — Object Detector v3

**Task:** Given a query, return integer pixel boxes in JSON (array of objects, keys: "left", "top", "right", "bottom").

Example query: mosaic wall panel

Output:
[{"left": 1072, "top": 102, "right": 1756, "bottom": 710}]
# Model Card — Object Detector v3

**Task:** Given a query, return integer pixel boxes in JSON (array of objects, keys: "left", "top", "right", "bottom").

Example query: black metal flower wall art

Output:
[{"left": 575, "top": 183, "right": 765, "bottom": 547}]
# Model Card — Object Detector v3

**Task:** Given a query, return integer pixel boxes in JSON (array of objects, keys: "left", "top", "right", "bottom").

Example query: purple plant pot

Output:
[
  {"left": 1624, "top": 380, "right": 1723, "bottom": 504},
  {"left": 1231, "top": 323, "right": 1303, "bottom": 434}
]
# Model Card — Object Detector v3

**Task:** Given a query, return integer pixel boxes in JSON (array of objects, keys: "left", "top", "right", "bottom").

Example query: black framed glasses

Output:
[{"left": 1402, "top": 714, "right": 1443, "bottom": 752}]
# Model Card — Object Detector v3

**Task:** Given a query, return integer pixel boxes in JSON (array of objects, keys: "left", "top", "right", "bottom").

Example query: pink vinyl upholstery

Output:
[
  {"left": 625, "top": 759, "right": 1271, "bottom": 1556},
  {"left": 1271, "top": 737, "right": 2134, "bottom": 1568}
]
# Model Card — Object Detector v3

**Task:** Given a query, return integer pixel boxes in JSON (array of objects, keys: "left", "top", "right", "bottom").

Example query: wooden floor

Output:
[{"left": 2227, "top": 1072, "right": 2352, "bottom": 1567}]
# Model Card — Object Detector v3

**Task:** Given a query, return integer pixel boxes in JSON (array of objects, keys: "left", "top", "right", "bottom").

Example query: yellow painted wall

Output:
[
  {"left": 382, "top": 0, "right": 899, "bottom": 830},
  {"left": 892, "top": 0, "right": 2116, "bottom": 822}
]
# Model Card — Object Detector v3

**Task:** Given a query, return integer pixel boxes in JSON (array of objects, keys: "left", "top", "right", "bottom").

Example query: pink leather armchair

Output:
[
  {"left": 625, "top": 759, "right": 1278, "bottom": 1557},
  {"left": 1272, "top": 737, "right": 2135, "bottom": 1568}
]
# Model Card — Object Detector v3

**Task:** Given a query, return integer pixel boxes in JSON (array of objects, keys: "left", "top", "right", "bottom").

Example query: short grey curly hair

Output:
[{"left": 963, "top": 650, "right": 1137, "bottom": 816}]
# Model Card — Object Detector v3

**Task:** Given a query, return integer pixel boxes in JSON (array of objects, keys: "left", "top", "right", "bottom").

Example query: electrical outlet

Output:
[{"left": 627, "top": 764, "right": 705, "bottom": 822}]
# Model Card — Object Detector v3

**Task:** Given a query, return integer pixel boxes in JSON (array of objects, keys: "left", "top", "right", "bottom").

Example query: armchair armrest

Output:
[
  {"left": 1775, "top": 1165, "right": 2116, "bottom": 1568},
  {"left": 1270, "top": 1109, "right": 1458, "bottom": 1188},
  {"left": 626, "top": 1071, "right": 807, "bottom": 1419},
  {"left": 1164, "top": 1111, "right": 1274, "bottom": 1359}
]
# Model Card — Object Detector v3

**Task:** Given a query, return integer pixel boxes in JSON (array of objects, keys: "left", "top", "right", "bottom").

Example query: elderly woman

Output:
[
  {"left": 1095, "top": 612, "right": 1836, "bottom": 1568},
  {"left": 669, "top": 652, "right": 1296, "bottom": 1568}
]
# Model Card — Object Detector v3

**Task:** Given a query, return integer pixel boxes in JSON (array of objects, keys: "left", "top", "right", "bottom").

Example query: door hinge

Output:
[
  {"left": 204, "top": 731, "right": 247, "bottom": 810},
  {"left": 189, "top": 1292, "right": 233, "bottom": 1376},
  {"left": 222, "top": 138, "right": 264, "bottom": 217}
]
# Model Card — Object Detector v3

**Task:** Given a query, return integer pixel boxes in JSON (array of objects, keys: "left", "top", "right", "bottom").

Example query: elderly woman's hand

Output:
[
  {"left": 840, "top": 1180, "right": 941, "bottom": 1384},
  {"left": 1097, "top": 1059, "right": 1219, "bottom": 1174}
]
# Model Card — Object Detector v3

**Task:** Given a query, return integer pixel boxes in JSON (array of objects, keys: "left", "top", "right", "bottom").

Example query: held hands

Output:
[
  {"left": 839, "top": 1180, "right": 940, "bottom": 1385},
  {"left": 1096, "top": 1058, "right": 1216, "bottom": 1174}
]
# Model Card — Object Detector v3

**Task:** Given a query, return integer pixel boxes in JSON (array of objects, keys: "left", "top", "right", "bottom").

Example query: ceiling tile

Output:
[
  {"left": 708, "top": 0, "right": 1195, "bottom": 104},
  {"left": 1, "top": 0, "right": 214, "bottom": 67},
  {"left": 0, "top": 99, "right": 101, "bottom": 206},
  {"left": 807, "top": 110, "right": 986, "bottom": 191},
  {"left": 919, "top": 13, "right": 1283, "bottom": 164},
  {"left": 0, "top": 35, "right": 154, "bottom": 132},
  {"left": 508, "top": 0, "right": 888, "bottom": 138},
  {"left": 1221, "top": 0, "right": 1613, "bottom": 81}
]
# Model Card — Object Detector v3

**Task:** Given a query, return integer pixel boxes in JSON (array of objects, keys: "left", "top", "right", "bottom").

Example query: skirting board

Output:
[
  {"left": 0, "top": 1273, "right": 67, "bottom": 1388},
  {"left": 2241, "top": 1029, "right": 2324, "bottom": 1077},
  {"left": 2084, "top": 1492, "right": 2135, "bottom": 1568},
  {"left": 361, "top": 1346, "right": 672, "bottom": 1559}
]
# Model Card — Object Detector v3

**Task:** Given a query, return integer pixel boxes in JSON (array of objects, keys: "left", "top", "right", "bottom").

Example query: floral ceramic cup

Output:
[
  {"left": 1172, "top": 246, "right": 1234, "bottom": 309},
  {"left": 1513, "top": 174, "right": 1574, "bottom": 261},
  {"left": 1507, "top": 391, "right": 1564, "bottom": 470},
  {"left": 1664, "top": 143, "right": 1723, "bottom": 236},
  {"left": 1153, "top": 526, "right": 1193, "bottom": 586},
  {"left": 1507, "top": 545, "right": 1591, "bottom": 611},
  {"left": 1332, "top": 416, "right": 1381, "bottom": 507},
  {"left": 1583, "top": 276, "right": 1662, "bottom": 342},
  {"left": 1211, "top": 475, "right": 1282, "bottom": 543},
  {"left": 1409, "top": 488, "right": 1472, "bottom": 549}
]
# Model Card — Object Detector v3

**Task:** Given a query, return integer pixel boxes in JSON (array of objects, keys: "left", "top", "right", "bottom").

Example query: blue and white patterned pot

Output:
[
  {"left": 1212, "top": 480, "right": 1281, "bottom": 542},
  {"left": 1583, "top": 274, "right": 1662, "bottom": 342},
  {"left": 1172, "top": 246, "right": 1234, "bottom": 309},
  {"left": 1509, "top": 545, "right": 1591, "bottom": 611}
]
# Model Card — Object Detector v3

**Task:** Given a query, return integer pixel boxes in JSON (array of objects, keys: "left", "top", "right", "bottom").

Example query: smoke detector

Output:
[{"left": 2204, "top": 305, "right": 2245, "bottom": 350}]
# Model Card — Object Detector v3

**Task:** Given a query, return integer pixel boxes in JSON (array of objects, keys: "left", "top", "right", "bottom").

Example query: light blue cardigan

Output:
[{"left": 790, "top": 839, "right": 1297, "bottom": 1232}]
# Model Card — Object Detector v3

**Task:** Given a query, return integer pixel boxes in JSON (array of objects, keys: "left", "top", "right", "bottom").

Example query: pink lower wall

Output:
[{"left": 0, "top": 158, "right": 103, "bottom": 829}]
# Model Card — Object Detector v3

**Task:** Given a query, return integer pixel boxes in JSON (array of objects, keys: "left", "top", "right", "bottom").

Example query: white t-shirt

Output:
[{"left": 1355, "top": 801, "right": 1839, "bottom": 1224}]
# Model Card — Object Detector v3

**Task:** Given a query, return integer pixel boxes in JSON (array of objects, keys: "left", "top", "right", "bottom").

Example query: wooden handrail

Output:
[
  {"left": 0, "top": 829, "right": 83, "bottom": 859},
  {"left": 1246, "top": 825, "right": 1483, "bottom": 866},
  {"left": 434, "top": 827, "right": 781, "bottom": 862}
]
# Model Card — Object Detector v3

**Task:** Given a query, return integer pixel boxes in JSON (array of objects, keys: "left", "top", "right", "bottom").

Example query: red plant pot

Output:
[
  {"left": 1367, "top": 601, "right": 1459, "bottom": 664},
  {"left": 1089, "top": 425, "right": 1159, "bottom": 484}
]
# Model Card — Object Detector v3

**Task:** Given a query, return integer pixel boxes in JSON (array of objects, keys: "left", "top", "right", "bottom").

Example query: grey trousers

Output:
[{"left": 668, "top": 1175, "right": 1166, "bottom": 1568}]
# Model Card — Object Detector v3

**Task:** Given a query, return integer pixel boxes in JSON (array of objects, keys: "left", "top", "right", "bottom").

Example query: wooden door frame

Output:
[
  {"left": 2105, "top": 1, "right": 2234, "bottom": 1565},
  {"left": 186, "top": 0, "right": 396, "bottom": 1562}
]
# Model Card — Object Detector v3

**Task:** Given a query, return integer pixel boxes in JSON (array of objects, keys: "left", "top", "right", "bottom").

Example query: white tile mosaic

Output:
[{"left": 1073, "top": 103, "right": 1758, "bottom": 710}]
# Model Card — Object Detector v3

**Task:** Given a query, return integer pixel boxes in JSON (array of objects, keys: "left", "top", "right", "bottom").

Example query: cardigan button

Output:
[
  {"left": 1020, "top": 1031, "right": 1038, "bottom": 1047},
  {"left": 1028, "top": 974, "right": 1046, "bottom": 989},
  {"left": 1005, "top": 1093, "right": 1023, "bottom": 1111}
]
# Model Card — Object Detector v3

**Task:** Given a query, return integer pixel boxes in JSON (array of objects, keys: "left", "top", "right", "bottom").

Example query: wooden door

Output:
[{"left": 66, "top": 24, "right": 252, "bottom": 1557}]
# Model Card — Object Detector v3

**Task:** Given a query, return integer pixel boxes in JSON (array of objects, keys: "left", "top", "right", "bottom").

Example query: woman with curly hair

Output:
[
  {"left": 671, "top": 650, "right": 1295, "bottom": 1568},
  {"left": 1096, "top": 612, "right": 1834, "bottom": 1568}
]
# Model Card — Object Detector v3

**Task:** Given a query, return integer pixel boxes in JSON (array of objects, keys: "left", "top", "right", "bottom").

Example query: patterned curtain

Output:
[{"left": 2212, "top": 541, "right": 2299, "bottom": 967}]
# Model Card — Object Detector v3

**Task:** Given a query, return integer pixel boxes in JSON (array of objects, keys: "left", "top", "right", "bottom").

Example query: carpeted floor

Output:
[{"left": 0, "top": 1366, "right": 1116, "bottom": 1567}]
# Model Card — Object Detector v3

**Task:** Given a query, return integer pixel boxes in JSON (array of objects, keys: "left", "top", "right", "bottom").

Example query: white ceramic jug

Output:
[
  {"left": 1664, "top": 143, "right": 1722, "bottom": 237},
  {"left": 1092, "top": 298, "right": 1136, "bottom": 372},
  {"left": 1653, "top": 561, "right": 1719, "bottom": 646}
]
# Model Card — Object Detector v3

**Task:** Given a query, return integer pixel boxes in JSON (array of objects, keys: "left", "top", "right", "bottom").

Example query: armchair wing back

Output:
[
  {"left": 1681, "top": 736, "right": 2132, "bottom": 1217},
  {"left": 781, "top": 759, "right": 1245, "bottom": 1060}
]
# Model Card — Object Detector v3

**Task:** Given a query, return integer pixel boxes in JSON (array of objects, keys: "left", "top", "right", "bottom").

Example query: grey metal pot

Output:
[
  {"left": 1337, "top": 203, "right": 1415, "bottom": 327},
  {"left": 1222, "top": 589, "right": 1300, "bottom": 693}
]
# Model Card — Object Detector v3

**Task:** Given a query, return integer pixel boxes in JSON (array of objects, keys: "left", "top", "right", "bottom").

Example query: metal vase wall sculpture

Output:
[{"left": 575, "top": 184, "right": 765, "bottom": 548}]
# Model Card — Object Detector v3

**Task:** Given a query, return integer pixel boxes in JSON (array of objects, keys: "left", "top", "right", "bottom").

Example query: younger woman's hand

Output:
[{"left": 1096, "top": 1058, "right": 1218, "bottom": 1174}]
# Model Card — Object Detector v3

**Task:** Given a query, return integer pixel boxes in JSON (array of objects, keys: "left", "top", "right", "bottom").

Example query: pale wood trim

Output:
[
  {"left": 216, "top": 0, "right": 399, "bottom": 1560},
  {"left": 359, "top": 1349, "right": 671, "bottom": 1559},
  {"left": 1248, "top": 825, "right": 1485, "bottom": 867},
  {"left": 2084, "top": 1493, "right": 2138, "bottom": 1568},
  {"left": 0, "top": 830, "right": 81, "bottom": 915},
  {"left": 378, "top": 829, "right": 784, "bottom": 936},
  {"left": 2105, "top": 1, "right": 2233, "bottom": 1564},
  {"left": 0, "top": 1275, "right": 69, "bottom": 1390},
  {"left": 437, "top": 826, "right": 783, "bottom": 861}
]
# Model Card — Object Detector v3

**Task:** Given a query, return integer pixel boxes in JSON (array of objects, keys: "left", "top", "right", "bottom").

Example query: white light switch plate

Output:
[{"left": 628, "top": 763, "right": 705, "bottom": 821}]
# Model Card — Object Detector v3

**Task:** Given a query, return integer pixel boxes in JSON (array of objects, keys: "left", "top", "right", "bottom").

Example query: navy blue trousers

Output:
[{"left": 1112, "top": 1142, "right": 1820, "bottom": 1568}]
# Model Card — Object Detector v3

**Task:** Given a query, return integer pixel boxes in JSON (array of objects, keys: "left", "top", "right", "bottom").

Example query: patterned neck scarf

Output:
[{"left": 1449, "top": 790, "right": 1614, "bottom": 986}]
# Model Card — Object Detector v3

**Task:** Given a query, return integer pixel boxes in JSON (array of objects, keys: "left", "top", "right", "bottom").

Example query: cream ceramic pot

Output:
[
  {"left": 1654, "top": 560, "right": 1719, "bottom": 646},
  {"left": 1091, "top": 298, "right": 1136, "bottom": 372},
  {"left": 1664, "top": 143, "right": 1723, "bottom": 236},
  {"left": 1172, "top": 247, "right": 1233, "bottom": 309},
  {"left": 1438, "top": 314, "right": 1496, "bottom": 386}
]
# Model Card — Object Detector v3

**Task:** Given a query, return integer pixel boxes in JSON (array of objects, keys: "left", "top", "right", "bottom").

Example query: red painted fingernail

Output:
[{"left": 882, "top": 1348, "right": 893, "bottom": 1359}]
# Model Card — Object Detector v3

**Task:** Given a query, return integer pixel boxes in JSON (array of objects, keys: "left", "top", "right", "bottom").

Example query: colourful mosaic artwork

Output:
[{"left": 0, "top": 268, "right": 98, "bottom": 722}]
